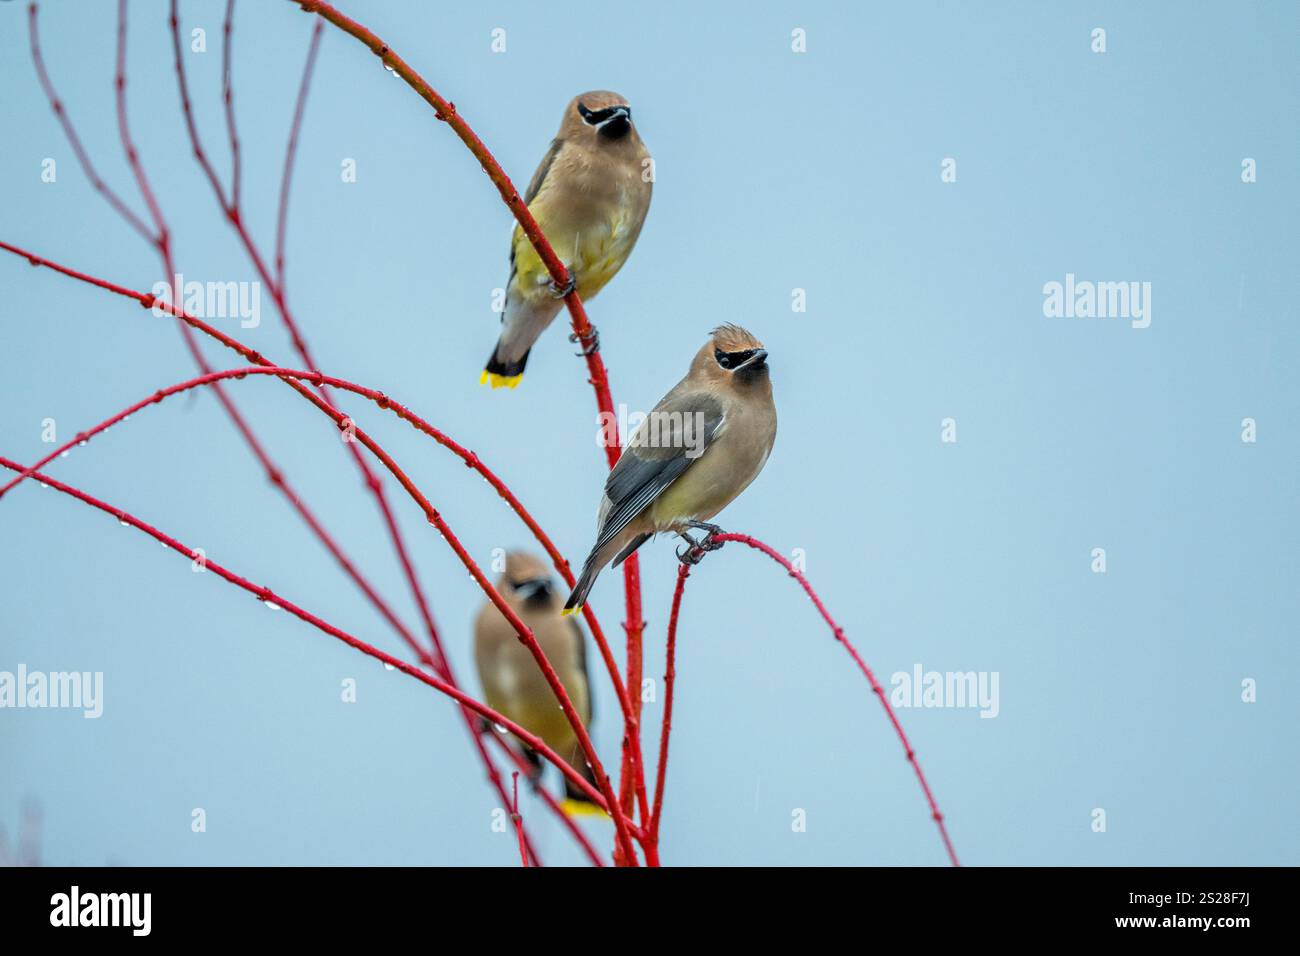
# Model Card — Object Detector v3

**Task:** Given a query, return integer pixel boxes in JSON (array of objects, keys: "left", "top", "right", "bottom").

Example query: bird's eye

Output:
[{"left": 716, "top": 348, "right": 758, "bottom": 370}]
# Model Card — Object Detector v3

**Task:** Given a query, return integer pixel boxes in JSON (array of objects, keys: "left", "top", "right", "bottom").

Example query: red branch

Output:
[
  {"left": 27, "top": 4, "right": 151, "bottom": 242},
  {"left": 0, "top": 456, "right": 611, "bottom": 811},
  {"left": 0, "top": 238, "right": 650, "bottom": 859},
  {"left": 0, "top": 342, "right": 639, "bottom": 861},
  {"left": 649, "top": 564, "right": 690, "bottom": 848},
  {"left": 113, "top": 1, "right": 167, "bottom": 243},
  {"left": 691, "top": 533, "right": 960, "bottom": 866},
  {"left": 7, "top": 2, "right": 962, "bottom": 868},
  {"left": 21, "top": 0, "right": 648, "bottom": 863},
  {"left": 29, "top": 0, "right": 564, "bottom": 863},
  {"left": 286, "top": 0, "right": 650, "bottom": 845},
  {"left": 167, "top": 1, "right": 448, "bottom": 680},
  {"left": 31, "top": 1, "right": 432, "bottom": 696},
  {"left": 54, "top": 0, "right": 653, "bottom": 857},
  {"left": 485, "top": 732, "right": 603, "bottom": 866},
  {"left": 221, "top": 0, "right": 241, "bottom": 210},
  {"left": 509, "top": 772, "right": 528, "bottom": 867},
  {"left": 275, "top": 18, "right": 324, "bottom": 287},
  {"left": 37, "top": 2, "right": 544, "bottom": 855},
  {"left": 0, "top": 370, "right": 548, "bottom": 866},
  {"left": 170, "top": 3, "right": 510, "bottom": 839}
]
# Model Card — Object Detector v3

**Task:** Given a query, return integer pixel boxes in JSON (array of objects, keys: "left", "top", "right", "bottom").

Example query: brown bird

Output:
[
  {"left": 482, "top": 90, "right": 653, "bottom": 388},
  {"left": 564, "top": 324, "right": 777, "bottom": 612},
  {"left": 474, "top": 551, "right": 601, "bottom": 814}
]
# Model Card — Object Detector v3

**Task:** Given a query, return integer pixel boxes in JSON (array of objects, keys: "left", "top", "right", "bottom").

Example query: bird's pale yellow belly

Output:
[
  {"left": 479, "top": 633, "right": 589, "bottom": 756},
  {"left": 647, "top": 427, "right": 771, "bottom": 530},
  {"left": 511, "top": 192, "right": 642, "bottom": 304}
]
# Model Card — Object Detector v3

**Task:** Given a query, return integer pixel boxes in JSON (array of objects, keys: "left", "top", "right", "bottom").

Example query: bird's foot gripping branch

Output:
[
  {"left": 569, "top": 327, "right": 601, "bottom": 357},
  {"left": 674, "top": 530, "right": 725, "bottom": 566}
]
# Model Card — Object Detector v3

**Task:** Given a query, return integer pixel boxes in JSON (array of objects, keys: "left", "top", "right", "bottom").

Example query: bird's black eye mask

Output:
[
  {"left": 715, "top": 347, "right": 766, "bottom": 371},
  {"left": 578, "top": 102, "right": 632, "bottom": 139},
  {"left": 509, "top": 577, "right": 550, "bottom": 591},
  {"left": 578, "top": 103, "right": 630, "bottom": 124},
  {"left": 509, "top": 577, "right": 553, "bottom": 603}
]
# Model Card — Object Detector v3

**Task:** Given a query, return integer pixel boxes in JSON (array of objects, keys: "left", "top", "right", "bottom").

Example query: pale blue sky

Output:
[{"left": 1, "top": 1, "right": 1296, "bottom": 865}]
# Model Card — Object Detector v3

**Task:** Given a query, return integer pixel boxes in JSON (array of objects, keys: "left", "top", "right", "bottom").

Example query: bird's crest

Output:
[{"left": 710, "top": 323, "right": 764, "bottom": 353}]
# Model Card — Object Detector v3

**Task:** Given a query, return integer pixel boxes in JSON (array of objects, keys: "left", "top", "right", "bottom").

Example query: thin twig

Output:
[
  {"left": 113, "top": 0, "right": 168, "bottom": 244},
  {"left": 0, "top": 457, "right": 608, "bottom": 811},
  {"left": 275, "top": 19, "right": 323, "bottom": 288},
  {"left": 485, "top": 732, "right": 604, "bottom": 866},
  {"left": 0, "top": 238, "right": 638, "bottom": 738},
  {"left": 650, "top": 564, "right": 690, "bottom": 845},
  {"left": 29, "top": 4, "right": 446, "bottom": 722},
  {"left": 509, "top": 772, "right": 529, "bottom": 867},
  {"left": 683, "top": 532, "right": 961, "bottom": 866},
  {"left": 0, "top": 237, "right": 646, "bottom": 860},
  {"left": 0, "top": 335, "right": 640, "bottom": 861},
  {"left": 285, "top": 0, "right": 651, "bottom": 839},
  {"left": 26, "top": 0, "right": 536, "bottom": 841},
  {"left": 26, "top": 4, "right": 154, "bottom": 242},
  {"left": 221, "top": 0, "right": 241, "bottom": 210},
  {"left": 169, "top": 1, "right": 447, "bottom": 682}
]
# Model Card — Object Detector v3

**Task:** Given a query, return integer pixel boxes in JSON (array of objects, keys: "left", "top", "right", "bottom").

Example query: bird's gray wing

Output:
[
  {"left": 524, "top": 138, "right": 563, "bottom": 205},
  {"left": 593, "top": 392, "right": 726, "bottom": 554},
  {"left": 504, "top": 138, "right": 564, "bottom": 299}
]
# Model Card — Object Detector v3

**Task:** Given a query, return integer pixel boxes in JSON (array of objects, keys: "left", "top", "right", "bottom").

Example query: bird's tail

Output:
[
  {"left": 480, "top": 345, "right": 530, "bottom": 390},
  {"left": 562, "top": 547, "right": 604, "bottom": 616},
  {"left": 483, "top": 291, "right": 561, "bottom": 390},
  {"left": 560, "top": 753, "right": 607, "bottom": 818}
]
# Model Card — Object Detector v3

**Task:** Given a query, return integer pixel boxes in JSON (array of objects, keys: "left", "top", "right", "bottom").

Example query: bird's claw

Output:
[
  {"left": 675, "top": 529, "right": 723, "bottom": 565},
  {"left": 686, "top": 520, "right": 723, "bottom": 537},
  {"left": 676, "top": 541, "right": 706, "bottom": 566},
  {"left": 569, "top": 326, "right": 600, "bottom": 356},
  {"left": 548, "top": 272, "right": 576, "bottom": 299}
]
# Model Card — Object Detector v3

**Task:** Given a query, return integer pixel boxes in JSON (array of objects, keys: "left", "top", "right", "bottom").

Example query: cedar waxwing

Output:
[
  {"left": 564, "top": 325, "right": 777, "bottom": 612},
  {"left": 474, "top": 551, "right": 601, "bottom": 814},
  {"left": 482, "top": 91, "right": 652, "bottom": 389}
]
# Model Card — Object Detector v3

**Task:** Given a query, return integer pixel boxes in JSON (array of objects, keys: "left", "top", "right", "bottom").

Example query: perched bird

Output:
[
  {"left": 482, "top": 90, "right": 653, "bottom": 389},
  {"left": 564, "top": 324, "right": 777, "bottom": 612},
  {"left": 474, "top": 551, "right": 601, "bottom": 815}
]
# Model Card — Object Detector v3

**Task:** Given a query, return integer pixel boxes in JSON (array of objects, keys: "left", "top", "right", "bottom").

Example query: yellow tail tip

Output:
[
  {"left": 561, "top": 605, "right": 581, "bottom": 617},
  {"left": 480, "top": 369, "right": 522, "bottom": 390},
  {"left": 560, "top": 798, "right": 609, "bottom": 819}
]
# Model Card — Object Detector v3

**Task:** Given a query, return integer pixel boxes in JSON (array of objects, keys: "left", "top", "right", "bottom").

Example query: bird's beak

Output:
[
  {"left": 595, "top": 106, "right": 632, "bottom": 139},
  {"left": 737, "top": 348, "right": 768, "bottom": 370}
]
